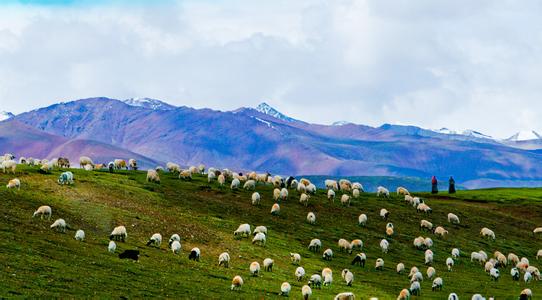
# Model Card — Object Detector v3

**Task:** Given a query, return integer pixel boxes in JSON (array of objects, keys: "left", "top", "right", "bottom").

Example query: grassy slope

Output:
[{"left": 1, "top": 166, "right": 541, "bottom": 299}]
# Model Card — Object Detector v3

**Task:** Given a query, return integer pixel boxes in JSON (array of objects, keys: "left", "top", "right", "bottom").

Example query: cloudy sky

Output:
[{"left": 0, "top": 0, "right": 541, "bottom": 138}]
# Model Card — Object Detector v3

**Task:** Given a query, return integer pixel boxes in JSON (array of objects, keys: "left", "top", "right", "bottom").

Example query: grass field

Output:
[{"left": 1, "top": 165, "right": 541, "bottom": 299}]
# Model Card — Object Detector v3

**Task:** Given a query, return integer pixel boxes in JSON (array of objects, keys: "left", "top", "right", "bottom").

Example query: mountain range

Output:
[{"left": 2, "top": 97, "right": 542, "bottom": 189}]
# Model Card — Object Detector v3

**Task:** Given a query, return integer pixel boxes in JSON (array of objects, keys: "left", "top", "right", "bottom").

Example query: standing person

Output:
[
  {"left": 448, "top": 176, "right": 456, "bottom": 194},
  {"left": 431, "top": 176, "right": 438, "bottom": 194}
]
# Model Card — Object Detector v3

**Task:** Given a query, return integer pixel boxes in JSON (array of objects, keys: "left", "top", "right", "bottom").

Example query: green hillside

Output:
[{"left": 1, "top": 166, "right": 540, "bottom": 299}]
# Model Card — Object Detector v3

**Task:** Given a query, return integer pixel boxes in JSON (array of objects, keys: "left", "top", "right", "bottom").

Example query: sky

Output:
[{"left": 0, "top": 0, "right": 541, "bottom": 138}]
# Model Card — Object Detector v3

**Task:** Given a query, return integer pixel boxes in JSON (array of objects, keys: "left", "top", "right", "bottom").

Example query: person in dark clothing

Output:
[
  {"left": 448, "top": 176, "right": 456, "bottom": 194},
  {"left": 431, "top": 176, "right": 438, "bottom": 194}
]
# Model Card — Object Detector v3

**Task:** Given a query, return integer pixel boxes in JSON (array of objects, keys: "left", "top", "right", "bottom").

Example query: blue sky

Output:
[{"left": 0, "top": 0, "right": 541, "bottom": 138}]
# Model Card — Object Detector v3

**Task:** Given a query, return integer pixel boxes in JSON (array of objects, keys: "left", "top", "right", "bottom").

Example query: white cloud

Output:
[{"left": 0, "top": 0, "right": 541, "bottom": 138}]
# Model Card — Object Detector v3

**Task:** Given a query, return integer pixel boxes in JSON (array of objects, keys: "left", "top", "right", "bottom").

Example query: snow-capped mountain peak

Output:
[
  {"left": 433, "top": 128, "right": 493, "bottom": 140},
  {"left": 123, "top": 98, "right": 177, "bottom": 111},
  {"left": 255, "top": 102, "right": 297, "bottom": 122},
  {"left": 506, "top": 130, "right": 542, "bottom": 142},
  {"left": 332, "top": 121, "right": 352, "bottom": 126},
  {"left": 0, "top": 111, "right": 14, "bottom": 121}
]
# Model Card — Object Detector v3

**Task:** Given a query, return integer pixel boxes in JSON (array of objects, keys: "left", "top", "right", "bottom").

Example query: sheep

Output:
[
  {"left": 375, "top": 258, "right": 384, "bottom": 270},
  {"left": 251, "top": 192, "right": 261, "bottom": 206},
  {"left": 334, "top": 292, "right": 355, "bottom": 300},
  {"left": 420, "top": 220, "right": 433, "bottom": 231},
  {"left": 300, "top": 193, "right": 310, "bottom": 207},
  {"left": 307, "top": 212, "right": 316, "bottom": 224},
  {"left": 376, "top": 186, "right": 390, "bottom": 198},
  {"left": 380, "top": 208, "right": 389, "bottom": 219},
  {"left": 425, "top": 249, "right": 433, "bottom": 265},
  {"left": 449, "top": 293, "right": 459, "bottom": 300},
  {"left": 189, "top": 247, "right": 200, "bottom": 261},
  {"left": 351, "top": 239, "right": 363, "bottom": 250},
  {"left": 146, "top": 169, "right": 160, "bottom": 183},
  {"left": 280, "top": 188, "right": 288, "bottom": 201},
  {"left": 341, "top": 269, "right": 353, "bottom": 286},
  {"left": 537, "top": 250, "right": 542, "bottom": 260},
  {"left": 446, "top": 257, "right": 454, "bottom": 271},
  {"left": 271, "top": 203, "right": 280, "bottom": 215},
  {"left": 490, "top": 267, "right": 500, "bottom": 281},
  {"left": 397, "top": 186, "right": 410, "bottom": 196},
  {"left": 478, "top": 250, "right": 488, "bottom": 262},
  {"left": 322, "top": 267, "right": 333, "bottom": 286},
  {"left": 397, "top": 262, "right": 405, "bottom": 274},
  {"left": 146, "top": 233, "right": 162, "bottom": 247},
  {"left": 480, "top": 227, "right": 495, "bottom": 240},
  {"left": 295, "top": 266, "right": 306, "bottom": 281},
  {"left": 166, "top": 162, "right": 181, "bottom": 173},
  {"left": 218, "top": 252, "right": 230, "bottom": 268},
  {"left": 252, "top": 232, "right": 266, "bottom": 246},
  {"left": 511, "top": 267, "right": 520, "bottom": 281},
  {"left": 302, "top": 285, "right": 312, "bottom": 300},
  {"left": 358, "top": 214, "right": 367, "bottom": 226},
  {"left": 410, "top": 281, "right": 421, "bottom": 296},
  {"left": 338, "top": 239, "right": 353, "bottom": 254},
  {"left": 272, "top": 175, "right": 283, "bottom": 188},
  {"left": 74, "top": 229, "right": 85, "bottom": 241},
  {"left": 495, "top": 253, "right": 507, "bottom": 267},
  {"left": 234, "top": 224, "right": 251, "bottom": 238},
  {"left": 289, "top": 178, "right": 298, "bottom": 189},
  {"left": 308, "top": 274, "right": 322, "bottom": 289},
  {"left": 107, "top": 162, "right": 114, "bottom": 172},
  {"left": 471, "top": 252, "right": 484, "bottom": 264},
  {"left": 432, "top": 277, "right": 443, "bottom": 291},
  {"left": 352, "top": 182, "right": 363, "bottom": 191},
  {"left": 417, "top": 203, "right": 432, "bottom": 213},
  {"left": 207, "top": 172, "right": 216, "bottom": 183},
  {"left": 520, "top": 288, "right": 532, "bottom": 300},
  {"left": 230, "top": 178, "right": 240, "bottom": 190},
  {"left": 409, "top": 266, "right": 420, "bottom": 279},
  {"left": 340, "top": 194, "right": 350, "bottom": 207},
  {"left": 405, "top": 194, "right": 414, "bottom": 205},
  {"left": 533, "top": 227, "right": 542, "bottom": 236},
  {"left": 386, "top": 227, "right": 394, "bottom": 237},
  {"left": 58, "top": 157, "right": 70, "bottom": 168},
  {"left": 323, "top": 248, "right": 333, "bottom": 261},
  {"left": 216, "top": 174, "right": 225, "bottom": 186},
  {"left": 424, "top": 237, "right": 433, "bottom": 248},
  {"left": 108, "top": 241, "right": 116, "bottom": 253},
  {"left": 128, "top": 159, "right": 137, "bottom": 170},
  {"left": 412, "top": 197, "right": 421, "bottom": 208},
  {"left": 327, "top": 189, "right": 336, "bottom": 202},
  {"left": 33, "top": 205, "right": 52, "bottom": 220},
  {"left": 525, "top": 271, "right": 533, "bottom": 283},
  {"left": 339, "top": 179, "right": 352, "bottom": 192},
  {"left": 171, "top": 240, "right": 181, "bottom": 254},
  {"left": 119, "top": 249, "right": 140, "bottom": 261},
  {"left": 84, "top": 164, "right": 94, "bottom": 171},
  {"left": 352, "top": 188, "right": 360, "bottom": 199},
  {"left": 413, "top": 236, "right": 425, "bottom": 249},
  {"left": 297, "top": 183, "right": 307, "bottom": 193},
  {"left": 380, "top": 239, "right": 389, "bottom": 253},
  {"left": 427, "top": 266, "right": 436, "bottom": 279},
  {"left": 484, "top": 261, "right": 494, "bottom": 273},
  {"left": 508, "top": 253, "right": 520, "bottom": 265},
  {"left": 411, "top": 271, "right": 423, "bottom": 283},
  {"left": 290, "top": 253, "right": 301, "bottom": 265},
  {"left": 397, "top": 289, "right": 410, "bottom": 300},
  {"left": 110, "top": 226, "right": 127, "bottom": 242},
  {"left": 527, "top": 266, "right": 541, "bottom": 280},
  {"left": 306, "top": 183, "right": 317, "bottom": 194},
  {"left": 79, "top": 156, "right": 94, "bottom": 169},
  {"left": 253, "top": 225, "right": 267, "bottom": 236},
  {"left": 1, "top": 160, "right": 16, "bottom": 174},
  {"left": 231, "top": 275, "right": 244, "bottom": 291},
  {"left": 448, "top": 213, "right": 460, "bottom": 224},
  {"left": 179, "top": 169, "right": 192, "bottom": 180},
  {"left": 243, "top": 180, "right": 256, "bottom": 190},
  {"left": 279, "top": 282, "right": 291, "bottom": 296},
  {"left": 168, "top": 234, "right": 180, "bottom": 246},
  {"left": 471, "top": 294, "right": 486, "bottom": 300},
  {"left": 113, "top": 159, "right": 127, "bottom": 170},
  {"left": 452, "top": 248, "right": 460, "bottom": 259},
  {"left": 249, "top": 261, "right": 260, "bottom": 276},
  {"left": 50, "top": 218, "right": 66, "bottom": 233},
  {"left": 434, "top": 226, "right": 448, "bottom": 237},
  {"left": 351, "top": 253, "right": 366, "bottom": 267},
  {"left": 18, "top": 157, "right": 26, "bottom": 164}
]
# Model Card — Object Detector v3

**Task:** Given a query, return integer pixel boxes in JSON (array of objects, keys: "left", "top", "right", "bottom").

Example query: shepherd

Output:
[
  {"left": 431, "top": 176, "right": 438, "bottom": 194},
  {"left": 448, "top": 176, "right": 456, "bottom": 194}
]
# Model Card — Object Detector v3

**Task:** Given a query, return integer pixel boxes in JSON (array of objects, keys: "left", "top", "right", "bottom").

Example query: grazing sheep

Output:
[
  {"left": 449, "top": 293, "right": 459, "bottom": 300},
  {"left": 397, "top": 289, "right": 410, "bottom": 300},
  {"left": 417, "top": 203, "right": 432, "bottom": 213},
  {"left": 230, "top": 178, "right": 241, "bottom": 190},
  {"left": 302, "top": 285, "right": 312, "bottom": 300},
  {"left": 50, "top": 218, "right": 66, "bottom": 233},
  {"left": 179, "top": 169, "right": 192, "bottom": 180},
  {"left": 171, "top": 241, "right": 181, "bottom": 254},
  {"left": 251, "top": 192, "right": 261, "bottom": 206},
  {"left": 434, "top": 226, "right": 448, "bottom": 237},
  {"left": 128, "top": 159, "right": 137, "bottom": 170},
  {"left": 33, "top": 205, "right": 52, "bottom": 220},
  {"left": 146, "top": 169, "right": 160, "bottom": 183},
  {"left": 308, "top": 239, "right": 322, "bottom": 252},
  {"left": 146, "top": 233, "right": 162, "bottom": 247},
  {"left": 490, "top": 267, "right": 500, "bottom": 281},
  {"left": 432, "top": 277, "right": 443, "bottom": 291},
  {"left": 352, "top": 188, "right": 360, "bottom": 198},
  {"left": 74, "top": 229, "right": 85, "bottom": 241},
  {"left": 327, "top": 189, "right": 336, "bottom": 202},
  {"left": 339, "top": 179, "right": 352, "bottom": 192},
  {"left": 446, "top": 257, "right": 454, "bottom": 271},
  {"left": 300, "top": 193, "right": 310, "bottom": 207},
  {"left": 322, "top": 267, "right": 333, "bottom": 286},
  {"left": 338, "top": 239, "right": 353, "bottom": 254},
  {"left": 290, "top": 253, "right": 301, "bottom": 265},
  {"left": 207, "top": 172, "right": 216, "bottom": 183},
  {"left": 386, "top": 227, "right": 394, "bottom": 237},
  {"left": 306, "top": 183, "right": 317, "bottom": 194},
  {"left": 168, "top": 234, "right": 180, "bottom": 246},
  {"left": 340, "top": 194, "right": 350, "bottom": 207},
  {"left": 110, "top": 226, "right": 127, "bottom": 242},
  {"left": 295, "top": 266, "right": 306, "bottom": 280},
  {"left": 218, "top": 252, "right": 230, "bottom": 268},
  {"left": 376, "top": 186, "right": 390, "bottom": 198},
  {"left": 166, "top": 162, "right": 181, "bottom": 173},
  {"left": 351, "top": 253, "right": 366, "bottom": 267},
  {"left": 427, "top": 266, "right": 436, "bottom": 279},
  {"left": 217, "top": 174, "right": 225, "bottom": 186},
  {"left": 480, "top": 227, "right": 495, "bottom": 240},
  {"left": 243, "top": 180, "right": 256, "bottom": 190},
  {"left": 280, "top": 188, "right": 289, "bottom": 201},
  {"left": 508, "top": 253, "right": 520, "bottom": 265},
  {"left": 84, "top": 164, "right": 94, "bottom": 171},
  {"left": 424, "top": 237, "right": 433, "bottom": 249},
  {"left": 279, "top": 282, "right": 291, "bottom": 296},
  {"left": 297, "top": 183, "right": 307, "bottom": 194},
  {"left": 1, "top": 160, "right": 17, "bottom": 174},
  {"left": 58, "top": 157, "right": 70, "bottom": 168},
  {"left": 253, "top": 225, "right": 267, "bottom": 236},
  {"left": 79, "top": 156, "right": 94, "bottom": 169},
  {"left": 323, "top": 248, "right": 333, "bottom": 261},
  {"left": 411, "top": 271, "right": 423, "bottom": 283},
  {"left": 448, "top": 213, "right": 460, "bottom": 224},
  {"left": 307, "top": 212, "right": 316, "bottom": 224},
  {"left": 471, "top": 252, "right": 484, "bottom": 264},
  {"left": 375, "top": 258, "right": 384, "bottom": 270},
  {"left": 410, "top": 281, "right": 421, "bottom": 296},
  {"left": 113, "top": 159, "right": 127, "bottom": 170},
  {"left": 352, "top": 182, "right": 363, "bottom": 191},
  {"left": 380, "top": 239, "right": 389, "bottom": 253},
  {"left": 341, "top": 269, "right": 353, "bottom": 286},
  {"left": 397, "top": 262, "right": 405, "bottom": 274},
  {"left": 495, "top": 253, "right": 507, "bottom": 267},
  {"left": 527, "top": 266, "right": 541, "bottom": 280},
  {"left": 484, "top": 261, "right": 494, "bottom": 273},
  {"left": 250, "top": 261, "right": 260, "bottom": 276},
  {"left": 420, "top": 220, "right": 433, "bottom": 231},
  {"left": 351, "top": 239, "right": 363, "bottom": 250},
  {"left": 520, "top": 288, "right": 532, "bottom": 300},
  {"left": 325, "top": 179, "right": 338, "bottom": 190},
  {"left": 511, "top": 267, "right": 520, "bottom": 281},
  {"left": 413, "top": 236, "right": 425, "bottom": 249},
  {"left": 358, "top": 214, "right": 367, "bottom": 226},
  {"left": 405, "top": 195, "right": 414, "bottom": 205},
  {"left": 231, "top": 275, "right": 244, "bottom": 291},
  {"left": 537, "top": 250, "right": 542, "bottom": 260},
  {"left": 397, "top": 186, "right": 410, "bottom": 196},
  {"left": 425, "top": 249, "right": 434, "bottom": 265},
  {"left": 57, "top": 171, "right": 74, "bottom": 185},
  {"left": 380, "top": 208, "right": 390, "bottom": 219},
  {"left": 478, "top": 250, "right": 488, "bottom": 262},
  {"left": 409, "top": 267, "right": 420, "bottom": 278},
  {"left": 412, "top": 197, "right": 422, "bottom": 208},
  {"left": 308, "top": 274, "right": 322, "bottom": 289},
  {"left": 252, "top": 232, "right": 266, "bottom": 246},
  {"left": 189, "top": 247, "right": 200, "bottom": 261},
  {"left": 271, "top": 203, "right": 280, "bottom": 215},
  {"left": 118, "top": 249, "right": 140, "bottom": 261},
  {"left": 525, "top": 271, "right": 533, "bottom": 283},
  {"left": 471, "top": 294, "right": 486, "bottom": 300},
  {"left": 452, "top": 248, "right": 460, "bottom": 259},
  {"left": 533, "top": 227, "right": 542, "bottom": 236},
  {"left": 334, "top": 292, "right": 355, "bottom": 300},
  {"left": 234, "top": 224, "right": 251, "bottom": 238},
  {"left": 108, "top": 241, "right": 116, "bottom": 253}
]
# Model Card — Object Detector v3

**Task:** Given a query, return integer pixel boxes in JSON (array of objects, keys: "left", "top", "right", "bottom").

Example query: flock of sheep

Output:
[{"left": 1, "top": 153, "right": 539, "bottom": 299}]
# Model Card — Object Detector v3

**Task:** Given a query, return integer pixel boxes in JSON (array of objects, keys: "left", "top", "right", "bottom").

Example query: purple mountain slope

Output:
[{"left": 11, "top": 97, "right": 542, "bottom": 186}]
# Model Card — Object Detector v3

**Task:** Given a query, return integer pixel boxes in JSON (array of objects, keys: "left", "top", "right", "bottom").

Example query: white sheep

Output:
[
  {"left": 534, "top": 227, "right": 542, "bottom": 235},
  {"left": 341, "top": 269, "right": 354, "bottom": 286},
  {"left": 171, "top": 240, "right": 181, "bottom": 254},
  {"left": 168, "top": 234, "right": 180, "bottom": 246},
  {"left": 471, "top": 294, "right": 486, "bottom": 300},
  {"left": 50, "top": 218, "right": 66, "bottom": 232},
  {"left": 338, "top": 238, "right": 353, "bottom": 254},
  {"left": 57, "top": 171, "right": 74, "bottom": 185},
  {"left": 432, "top": 277, "right": 443, "bottom": 291},
  {"left": 295, "top": 266, "right": 306, "bottom": 281},
  {"left": 234, "top": 224, "right": 251, "bottom": 238},
  {"left": 376, "top": 186, "right": 390, "bottom": 198},
  {"left": 375, "top": 258, "right": 384, "bottom": 270},
  {"left": 307, "top": 212, "right": 316, "bottom": 224},
  {"left": 351, "top": 239, "right": 363, "bottom": 250},
  {"left": 396, "top": 186, "right": 410, "bottom": 196},
  {"left": 413, "top": 236, "right": 425, "bottom": 249},
  {"left": 230, "top": 178, "right": 240, "bottom": 190},
  {"left": 449, "top": 293, "right": 459, "bottom": 300},
  {"left": 397, "top": 289, "right": 410, "bottom": 300},
  {"left": 217, "top": 174, "right": 225, "bottom": 186},
  {"left": 333, "top": 292, "right": 355, "bottom": 300},
  {"left": 290, "top": 253, "right": 301, "bottom": 265},
  {"left": 243, "top": 180, "right": 256, "bottom": 190},
  {"left": 325, "top": 179, "right": 338, "bottom": 190},
  {"left": 32, "top": 205, "right": 52, "bottom": 220},
  {"left": 434, "top": 226, "right": 448, "bottom": 237},
  {"left": 508, "top": 253, "right": 520, "bottom": 265},
  {"left": 520, "top": 288, "right": 532, "bottom": 300},
  {"left": 146, "top": 169, "right": 160, "bottom": 183},
  {"left": 448, "top": 213, "right": 460, "bottom": 224},
  {"left": 425, "top": 249, "right": 434, "bottom": 265},
  {"left": 306, "top": 183, "right": 317, "bottom": 194},
  {"left": 352, "top": 188, "right": 360, "bottom": 198},
  {"left": 1, "top": 160, "right": 17, "bottom": 174},
  {"left": 525, "top": 271, "right": 533, "bottom": 283},
  {"left": 218, "top": 252, "right": 230, "bottom": 268},
  {"left": 300, "top": 193, "right": 310, "bottom": 206},
  {"left": 537, "top": 250, "right": 542, "bottom": 260},
  {"left": 471, "top": 252, "right": 484, "bottom": 264},
  {"left": 420, "top": 220, "right": 433, "bottom": 231},
  {"left": 108, "top": 240, "right": 116, "bottom": 253},
  {"left": 278, "top": 282, "right": 291, "bottom": 297},
  {"left": 6, "top": 178, "right": 20, "bottom": 189},
  {"left": 166, "top": 162, "right": 181, "bottom": 173},
  {"left": 352, "top": 182, "right": 363, "bottom": 191},
  {"left": 447, "top": 257, "right": 454, "bottom": 271},
  {"left": 417, "top": 203, "right": 432, "bottom": 213},
  {"left": 327, "top": 189, "right": 336, "bottom": 202},
  {"left": 410, "top": 281, "right": 421, "bottom": 296},
  {"left": 490, "top": 267, "right": 500, "bottom": 281},
  {"left": 397, "top": 262, "right": 405, "bottom": 274},
  {"left": 251, "top": 192, "right": 261, "bottom": 206},
  {"left": 271, "top": 203, "right": 280, "bottom": 215},
  {"left": 452, "top": 248, "right": 460, "bottom": 259},
  {"left": 254, "top": 225, "right": 267, "bottom": 236},
  {"left": 302, "top": 285, "right": 312, "bottom": 299},
  {"left": 146, "top": 233, "right": 162, "bottom": 247},
  {"left": 424, "top": 237, "right": 433, "bottom": 248},
  {"left": 380, "top": 239, "right": 389, "bottom": 253},
  {"left": 409, "top": 266, "right": 420, "bottom": 278},
  {"left": 252, "top": 232, "right": 266, "bottom": 246},
  {"left": 340, "top": 194, "right": 350, "bottom": 207},
  {"left": 411, "top": 271, "right": 423, "bottom": 283},
  {"left": 308, "top": 239, "right": 322, "bottom": 252},
  {"left": 207, "top": 172, "right": 216, "bottom": 183},
  {"left": 110, "top": 226, "right": 127, "bottom": 242},
  {"left": 231, "top": 275, "right": 244, "bottom": 291},
  {"left": 322, "top": 267, "right": 333, "bottom": 286},
  {"left": 280, "top": 188, "right": 289, "bottom": 201},
  {"left": 380, "top": 208, "right": 389, "bottom": 219},
  {"left": 427, "top": 266, "right": 436, "bottom": 279},
  {"left": 250, "top": 261, "right": 260, "bottom": 276},
  {"left": 79, "top": 156, "right": 94, "bottom": 169},
  {"left": 358, "top": 214, "right": 367, "bottom": 226},
  {"left": 323, "top": 248, "right": 333, "bottom": 261},
  {"left": 480, "top": 227, "right": 495, "bottom": 240},
  {"left": 74, "top": 229, "right": 85, "bottom": 241},
  {"left": 308, "top": 274, "right": 322, "bottom": 289}
]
